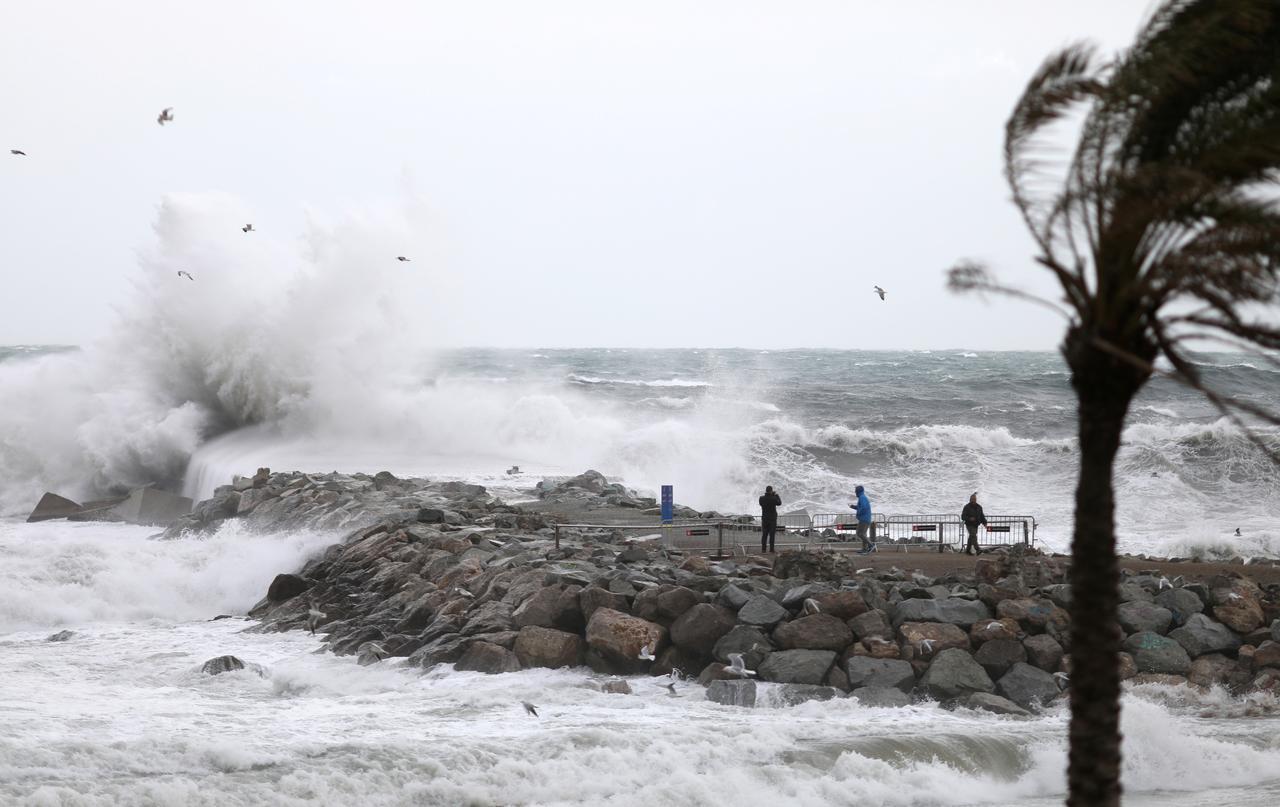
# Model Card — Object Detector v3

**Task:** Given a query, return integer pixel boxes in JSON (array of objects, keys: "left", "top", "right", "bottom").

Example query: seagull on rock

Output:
[
  {"left": 306, "top": 600, "right": 326, "bottom": 635},
  {"left": 522, "top": 701, "right": 539, "bottom": 717},
  {"left": 726, "top": 653, "right": 757, "bottom": 678},
  {"left": 157, "top": 107, "right": 174, "bottom": 126},
  {"left": 177, "top": 270, "right": 195, "bottom": 281},
  {"left": 874, "top": 286, "right": 886, "bottom": 301},
  {"left": 638, "top": 642, "right": 655, "bottom": 662}
]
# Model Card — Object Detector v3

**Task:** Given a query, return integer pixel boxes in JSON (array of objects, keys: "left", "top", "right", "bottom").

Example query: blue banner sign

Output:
[{"left": 660, "top": 485, "right": 673, "bottom": 523}]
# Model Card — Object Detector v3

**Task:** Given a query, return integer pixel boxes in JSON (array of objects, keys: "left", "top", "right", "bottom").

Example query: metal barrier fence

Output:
[{"left": 552, "top": 513, "right": 1035, "bottom": 556}]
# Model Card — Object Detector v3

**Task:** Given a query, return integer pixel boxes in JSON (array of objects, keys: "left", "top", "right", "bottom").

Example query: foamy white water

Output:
[{"left": 2, "top": 519, "right": 1279, "bottom": 806}]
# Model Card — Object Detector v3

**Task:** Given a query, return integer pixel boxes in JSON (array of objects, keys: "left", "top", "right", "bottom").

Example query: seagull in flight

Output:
[
  {"left": 638, "top": 642, "right": 655, "bottom": 662},
  {"left": 726, "top": 653, "right": 757, "bottom": 678},
  {"left": 1053, "top": 672, "right": 1070, "bottom": 689},
  {"left": 9, "top": 149, "right": 25, "bottom": 156},
  {"left": 918, "top": 638, "right": 935, "bottom": 655},
  {"left": 357, "top": 641, "right": 389, "bottom": 665},
  {"left": 242, "top": 223, "right": 254, "bottom": 233},
  {"left": 873, "top": 286, "right": 886, "bottom": 301},
  {"left": 802, "top": 598, "right": 821, "bottom": 616},
  {"left": 521, "top": 701, "right": 539, "bottom": 717},
  {"left": 1157, "top": 576, "right": 1172, "bottom": 590},
  {"left": 176, "top": 270, "right": 195, "bottom": 281},
  {"left": 396, "top": 256, "right": 411, "bottom": 262},
  {"left": 157, "top": 107, "right": 174, "bottom": 126},
  {"left": 984, "top": 621, "right": 1004, "bottom": 632},
  {"left": 855, "top": 568, "right": 874, "bottom": 575},
  {"left": 662, "top": 681, "right": 678, "bottom": 696}
]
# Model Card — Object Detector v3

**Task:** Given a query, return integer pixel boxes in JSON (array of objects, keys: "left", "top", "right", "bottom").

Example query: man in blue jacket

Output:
[{"left": 852, "top": 484, "right": 874, "bottom": 554}]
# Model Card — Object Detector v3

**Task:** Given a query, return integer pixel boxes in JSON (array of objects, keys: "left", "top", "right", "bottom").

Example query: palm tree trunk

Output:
[{"left": 1066, "top": 346, "right": 1143, "bottom": 807}]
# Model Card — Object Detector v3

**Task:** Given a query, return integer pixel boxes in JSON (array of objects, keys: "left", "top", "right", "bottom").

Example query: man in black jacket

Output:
[
  {"left": 759, "top": 485, "right": 782, "bottom": 553},
  {"left": 961, "top": 493, "right": 987, "bottom": 555}
]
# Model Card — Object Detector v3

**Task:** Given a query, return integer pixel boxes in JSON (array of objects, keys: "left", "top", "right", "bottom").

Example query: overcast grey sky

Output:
[{"left": 1, "top": 1, "right": 1152, "bottom": 349}]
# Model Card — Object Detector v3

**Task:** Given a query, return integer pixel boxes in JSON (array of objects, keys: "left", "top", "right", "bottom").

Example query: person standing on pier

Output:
[
  {"left": 853, "top": 484, "right": 874, "bottom": 554},
  {"left": 759, "top": 485, "right": 782, "bottom": 553},
  {"left": 961, "top": 492, "right": 987, "bottom": 555}
]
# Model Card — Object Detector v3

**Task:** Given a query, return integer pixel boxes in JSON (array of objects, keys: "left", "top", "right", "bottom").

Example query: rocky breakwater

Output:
[{"left": 197, "top": 470, "right": 1280, "bottom": 710}]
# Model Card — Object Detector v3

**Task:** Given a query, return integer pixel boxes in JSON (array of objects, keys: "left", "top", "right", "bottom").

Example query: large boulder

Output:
[
  {"left": 670, "top": 604, "right": 737, "bottom": 655},
  {"left": 737, "top": 595, "right": 790, "bottom": 628},
  {"left": 1169, "top": 614, "right": 1242, "bottom": 658},
  {"left": 849, "top": 610, "right": 893, "bottom": 641},
  {"left": 1255, "top": 640, "right": 1280, "bottom": 670},
  {"left": 713, "top": 625, "right": 772, "bottom": 668},
  {"left": 585, "top": 608, "right": 666, "bottom": 668},
  {"left": 715, "top": 584, "right": 752, "bottom": 611},
  {"left": 200, "top": 655, "right": 245, "bottom": 675},
  {"left": 848, "top": 687, "right": 912, "bottom": 708},
  {"left": 996, "top": 662, "right": 1061, "bottom": 711},
  {"left": 454, "top": 641, "right": 521, "bottom": 674},
  {"left": 514, "top": 626, "right": 583, "bottom": 669},
  {"left": 965, "top": 692, "right": 1031, "bottom": 717},
  {"left": 707, "top": 679, "right": 757, "bottom": 707},
  {"left": 919, "top": 648, "right": 995, "bottom": 700},
  {"left": 811, "top": 590, "right": 869, "bottom": 620},
  {"left": 461, "top": 601, "right": 514, "bottom": 636},
  {"left": 1117, "top": 601, "right": 1174, "bottom": 636},
  {"left": 118, "top": 487, "right": 195, "bottom": 526},
  {"left": 1188, "top": 654, "right": 1252, "bottom": 690},
  {"left": 996, "top": 598, "right": 1069, "bottom": 635},
  {"left": 1123, "top": 631, "right": 1192, "bottom": 675},
  {"left": 973, "top": 639, "right": 1027, "bottom": 680},
  {"left": 512, "top": 585, "right": 584, "bottom": 632},
  {"left": 757, "top": 649, "right": 836, "bottom": 684},
  {"left": 1023, "top": 635, "right": 1065, "bottom": 672},
  {"left": 898, "top": 622, "right": 970, "bottom": 658},
  {"left": 266, "top": 573, "right": 310, "bottom": 603},
  {"left": 845, "top": 657, "right": 915, "bottom": 693},
  {"left": 579, "top": 586, "right": 629, "bottom": 620},
  {"left": 656, "top": 587, "right": 703, "bottom": 622},
  {"left": 1155, "top": 588, "right": 1204, "bottom": 627},
  {"left": 773, "top": 614, "right": 854, "bottom": 652},
  {"left": 1211, "top": 581, "right": 1265, "bottom": 634},
  {"left": 891, "top": 597, "right": 991, "bottom": 629}
]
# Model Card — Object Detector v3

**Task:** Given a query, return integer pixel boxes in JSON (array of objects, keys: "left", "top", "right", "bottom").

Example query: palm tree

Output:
[{"left": 950, "top": 2, "right": 1280, "bottom": 804}]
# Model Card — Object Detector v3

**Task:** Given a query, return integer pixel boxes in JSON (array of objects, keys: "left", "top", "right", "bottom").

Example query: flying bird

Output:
[
  {"left": 662, "top": 681, "right": 678, "bottom": 696},
  {"left": 726, "top": 653, "right": 757, "bottom": 678},
  {"left": 855, "top": 568, "right": 874, "bottom": 575},
  {"left": 1053, "top": 672, "right": 1070, "bottom": 689},
  {"left": 1235, "top": 528, "right": 1242, "bottom": 536},
  {"left": 873, "top": 286, "right": 886, "bottom": 301},
  {"left": 396, "top": 256, "right": 411, "bottom": 262},
  {"left": 1157, "top": 577, "right": 1172, "bottom": 590},
  {"left": 918, "top": 639, "right": 935, "bottom": 655},
  {"left": 984, "top": 621, "right": 1004, "bottom": 632},
  {"left": 802, "top": 598, "right": 821, "bottom": 616},
  {"left": 157, "top": 107, "right": 174, "bottom": 126},
  {"left": 9, "top": 149, "right": 25, "bottom": 156},
  {"left": 357, "top": 641, "right": 389, "bottom": 665},
  {"left": 521, "top": 701, "right": 539, "bottom": 717},
  {"left": 176, "top": 270, "right": 195, "bottom": 281},
  {"left": 638, "top": 642, "right": 655, "bottom": 662},
  {"left": 242, "top": 223, "right": 254, "bottom": 233}
]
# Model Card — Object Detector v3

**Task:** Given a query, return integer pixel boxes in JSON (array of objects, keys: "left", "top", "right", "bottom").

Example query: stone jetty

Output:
[{"left": 183, "top": 468, "right": 1280, "bottom": 712}]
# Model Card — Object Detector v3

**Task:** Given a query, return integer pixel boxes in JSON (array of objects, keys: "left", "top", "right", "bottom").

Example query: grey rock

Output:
[
  {"left": 965, "top": 692, "right": 1031, "bottom": 717},
  {"left": 514, "top": 626, "right": 583, "bottom": 669},
  {"left": 772, "top": 613, "right": 853, "bottom": 652},
  {"left": 845, "top": 658, "right": 915, "bottom": 693},
  {"left": 891, "top": 597, "right": 992, "bottom": 629},
  {"left": 461, "top": 601, "right": 514, "bottom": 636},
  {"left": 670, "top": 603, "right": 737, "bottom": 655},
  {"left": 973, "top": 639, "right": 1027, "bottom": 680},
  {"left": 707, "top": 679, "right": 757, "bottom": 707},
  {"left": 713, "top": 625, "right": 772, "bottom": 667},
  {"left": 738, "top": 595, "right": 790, "bottom": 628},
  {"left": 1118, "top": 582, "right": 1154, "bottom": 603},
  {"left": 757, "top": 649, "right": 836, "bottom": 685},
  {"left": 919, "top": 648, "right": 996, "bottom": 700},
  {"left": 1169, "top": 613, "right": 1243, "bottom": 658},
  {"left": 1123, "top": 631, "right": 1192, "bottom": 674},
  {"left": 580, "top": 586, "right": 629, "bottom": 620},
  {"left": 848, "top": 610, "right": 893, "bottom": 641},
  {"left": 716, "top": 584, "right": 752, "bottom": 611},
  {"left": 1117, "top": 601, "right": 1174, "bottom": 636},
  {"left": 46, "top": 630, "right": 75, "bottom": 642},
  {"left": 1155, "top": 588, "right": 1204, "bottom": 627},
  {"left": 200, "top": 655, "right": 245, "bottom": 675},
  {"left": 266, "top": 573, "right": 310, "bottom": 603},
  {"left": 454, "top": 641, "right": 521, "bottom": 674},
  {"left": 996, "top": 662, "right": 1061, "bottom": 710},
  {"left": 1022, "top": 634, "right": 1065, "bottom": 672}
]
